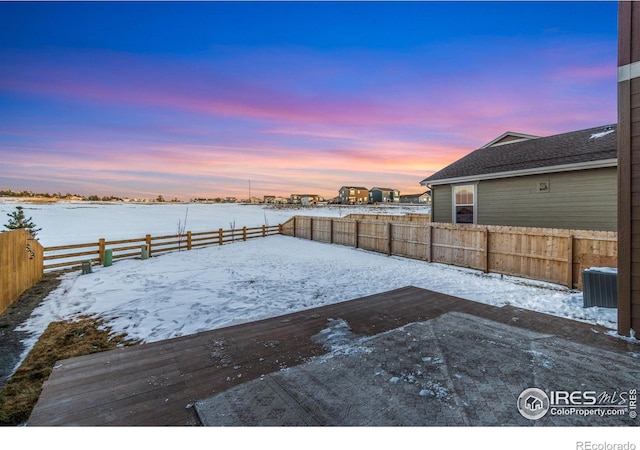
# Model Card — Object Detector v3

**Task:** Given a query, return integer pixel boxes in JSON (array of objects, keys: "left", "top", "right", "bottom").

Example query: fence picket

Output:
[
  {"left": 0, "top": 229, "right": 44, "bottom": 314},
  {"left": 282, "top": 215, "right": 617, "bottom": 289}
]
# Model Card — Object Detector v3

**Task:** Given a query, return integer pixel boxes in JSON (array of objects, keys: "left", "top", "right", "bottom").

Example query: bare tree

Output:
[{"left": 176, "top": 208, "right": 188, "bottom": 251}]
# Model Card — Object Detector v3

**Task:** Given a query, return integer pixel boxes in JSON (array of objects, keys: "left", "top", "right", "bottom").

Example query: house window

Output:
[{"left": 453, "top": 185, "right": 476, "bottom": 224}]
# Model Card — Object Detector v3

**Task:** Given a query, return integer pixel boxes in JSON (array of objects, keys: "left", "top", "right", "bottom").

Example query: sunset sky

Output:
[{"left": 0, "top": 1, "right": 618, "bottom": 200}]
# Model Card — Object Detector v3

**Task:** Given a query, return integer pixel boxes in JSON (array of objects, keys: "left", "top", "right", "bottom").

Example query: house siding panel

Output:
[
  {"left": 432, "top": 185, "right": 452, "bottom": 223},
  {"left": 474, "top": 168, "right": 617, "bottom": 231}
]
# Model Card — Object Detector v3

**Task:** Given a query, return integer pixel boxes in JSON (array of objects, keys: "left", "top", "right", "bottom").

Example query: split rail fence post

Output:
[
  {"left": 218, "top": 228, "right": 223, "bottom": 245},
  {"left": 243, "top": 226, "right": 247, "bottom": 241},
  {"left": 187, "top": 231, "right": 192, "bottom": 250},
  {"left": 98, "top": 238, "right": 105, "bottom": 265},
  {"left": 293, "top": 217, "right": 297, "bottom": 238},
  {"left": 387, "top": 222, "right": 392, "bottom": 256},
  {"left": 145, "top": 234, "right": 152, "bottom": 257},
  {"left": 310, "top": 218, "right": 314, "bottom": 241},
  {"left": 262, "top": 225, "right": 266, "bottom": 237}
]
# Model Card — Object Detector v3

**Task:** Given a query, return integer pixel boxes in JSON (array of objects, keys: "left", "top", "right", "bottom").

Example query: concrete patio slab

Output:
[{"left": 195, "top": 312, "right": 639, "bottom": 426}]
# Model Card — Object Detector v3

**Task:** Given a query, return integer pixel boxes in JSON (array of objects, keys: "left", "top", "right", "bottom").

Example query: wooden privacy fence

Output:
[
  {"left": 44, "top": 224, "right": 281, "bottom": 272},
  {"left": 281, "top": 216, "right": 617, "bottom": 290},
  {"left": 0, "top": 229, "right": 44, "bottom": 314}
]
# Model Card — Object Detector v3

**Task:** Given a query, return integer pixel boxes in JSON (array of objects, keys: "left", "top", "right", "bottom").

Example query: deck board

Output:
[{"left": 27, "top": 286, "right": 638, "bottom": 426}]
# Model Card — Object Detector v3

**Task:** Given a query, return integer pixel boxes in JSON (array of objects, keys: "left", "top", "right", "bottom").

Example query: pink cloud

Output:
[
  {"left": 0, "top": 40, "right": 618, "bottom": 200},
  {"left": 1, "top": 52, "right": 413, "bottom": 130}
]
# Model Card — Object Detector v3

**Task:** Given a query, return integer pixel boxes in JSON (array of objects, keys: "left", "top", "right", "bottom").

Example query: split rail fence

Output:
[
  {"left": 42, "top": 224, "right": 281, "bottom": 273},
  {"left": 281, "top": 215, "right": 617, "bottom": 290},
  {"left": 0, "top": 229, "right": 44, "bottom": 315}
]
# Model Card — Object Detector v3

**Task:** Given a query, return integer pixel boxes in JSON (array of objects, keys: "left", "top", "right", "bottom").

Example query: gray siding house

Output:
[
  {"left": 369, "top": 187, "right": 400, "bottom": 203},
  {"left": 420, "top": 125, "right": 617, "bottom": 231},
  {"left": 400, "top": 191, "right": 431, "bottom": 204}
]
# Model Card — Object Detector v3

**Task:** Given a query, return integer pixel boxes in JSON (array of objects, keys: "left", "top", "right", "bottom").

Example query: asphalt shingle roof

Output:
[{"left": 421, "top": 124, "right": 617, "bottom": 185}]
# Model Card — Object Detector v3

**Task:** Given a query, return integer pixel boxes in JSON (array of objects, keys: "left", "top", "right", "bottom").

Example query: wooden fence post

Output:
[
  {"left": 387, "top": 222, "right": 392, "bottom": 256},
  {"left": 330, "top": 219, "right": 334, "bottom": 244},
  {"left": 426, "top": 225, "right": 432, "bottom": 262},
  {"left": 310, "top": 218, "right": 313, "bottom": 241},
  {"left": 186, "top": 231, "right": 192, "bottom": 250},
  {"left": 293, "top": 217, "right": 297, "bottom": 238},
  {"left": 566, "top": 234, "right": 574, "bottom": 289},
  {"left": 262, "top": 225, "right": 266, "bottom": 237},
  {"left": 243, "top": 226, "right": 247, "bottom": 241},
  {"left": 278, "top": 224, "right": 283, "bottom": 234},
  {"left": 218, "top": 228, "right": 223, "bottom": 245},
  {"left": 355, "top": 220, "right": 360, "bottom": 249},
  {"left": 146, "top": 234, "right": 152, "bottom": 257},
  {"left": 98, "top": 238, "right": 105, "bottom": 264},
  {"left": 483, "top": 227, "right": 489, "bottom": 273}
]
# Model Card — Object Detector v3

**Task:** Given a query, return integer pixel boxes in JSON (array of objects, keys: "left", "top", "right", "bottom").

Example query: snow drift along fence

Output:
[
  {"left": 0, "top": 229, "right": 44, "bottom": 314},
  {"left": 280, "top": 216, "right": 617, "bottom": 290},
  {"left": 43, "top": 224, "right": 281, "bottom": 272}
]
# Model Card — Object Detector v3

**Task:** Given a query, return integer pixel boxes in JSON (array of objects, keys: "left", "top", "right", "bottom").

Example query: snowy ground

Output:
[
  {"left": 3, "top": 201, "right": 629, "bottom": 444},
  {"left": 0, "top": 199, "right": 429, "bottom": 247},
  {"left": 1, "top": 200, "right": 619, "bottom": 373},
  {"left": 15, "top": 234, "right": 617, "bottom": 373}
]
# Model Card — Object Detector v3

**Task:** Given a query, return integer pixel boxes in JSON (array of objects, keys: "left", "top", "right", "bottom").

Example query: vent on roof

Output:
[{"left": 589, "top": 126, "right": 615, "bottom": 139}]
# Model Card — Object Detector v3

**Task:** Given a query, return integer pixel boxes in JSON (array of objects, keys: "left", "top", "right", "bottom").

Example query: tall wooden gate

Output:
[{"left": 0, "top": 229, "right": 44, "bottom": 314}]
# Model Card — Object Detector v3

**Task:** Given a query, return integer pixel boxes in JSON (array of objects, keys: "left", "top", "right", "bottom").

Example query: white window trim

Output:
[{"left": 452, "top": 184, "right": 477, "bottom": 224}]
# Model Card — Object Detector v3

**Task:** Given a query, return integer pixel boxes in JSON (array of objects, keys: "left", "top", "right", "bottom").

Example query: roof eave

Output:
[{"left": 420, "top": 158, "right": 617, "bottom": 187}]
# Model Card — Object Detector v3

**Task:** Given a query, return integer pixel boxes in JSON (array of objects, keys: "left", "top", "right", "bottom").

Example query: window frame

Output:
[{"left": 452, "top": 184, "right": 477, "bottom": 224}]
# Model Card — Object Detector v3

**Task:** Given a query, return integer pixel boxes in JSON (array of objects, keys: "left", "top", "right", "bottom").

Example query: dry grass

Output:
[{"left": 0, "top": 315, "right": 138, "bottom": 425}]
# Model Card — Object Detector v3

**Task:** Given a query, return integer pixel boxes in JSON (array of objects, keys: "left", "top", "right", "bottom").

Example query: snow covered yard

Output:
[
  {"left": 0, "top": 201, "right": 430, "bottom": 247},
  {"left": 16, "top": 234, "right": 617, "bottom": 371}
]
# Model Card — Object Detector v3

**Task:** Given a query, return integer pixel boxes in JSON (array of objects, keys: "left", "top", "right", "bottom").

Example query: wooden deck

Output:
[{"left": 27, "top": 286, "right": 639, "bottom": 426}]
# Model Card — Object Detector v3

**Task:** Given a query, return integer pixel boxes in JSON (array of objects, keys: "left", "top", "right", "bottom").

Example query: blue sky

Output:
[{"left": 0, "top": 1, "right": 619, "bottom": 200}]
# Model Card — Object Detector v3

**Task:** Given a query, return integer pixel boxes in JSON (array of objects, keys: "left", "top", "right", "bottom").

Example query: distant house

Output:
[
  {"left": 290, "top": 194, "right": 324, "bottom": 205},
  {"left": 263, "top": 196, "right": 288, "bottom": 204},
  {"left": 338, "top": 186, "right": 369, "bottom": 204},
  {"left": 274, "top": 196, "right": 288, "bottom": 204},
  {"left": 369, "top": 187, "right": 400, "bottom": 203},
  {"left": 420, "top": 125, "right": 617, "bottom": 231},
  {"left": 400, "top": 191, "right": 431, "bottom": 205}
]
